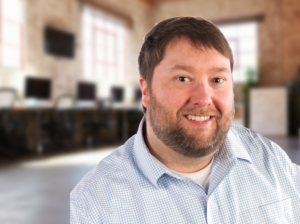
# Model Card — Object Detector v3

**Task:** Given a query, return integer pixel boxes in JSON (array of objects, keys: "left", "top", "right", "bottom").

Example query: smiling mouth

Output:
[{"left": 185, "top": 115, "right": 211, "bottom": 121}]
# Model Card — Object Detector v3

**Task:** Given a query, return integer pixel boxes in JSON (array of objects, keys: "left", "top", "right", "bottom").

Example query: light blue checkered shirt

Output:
[{"left": 71, "top": 117, "right": 300, "bottom": 223}]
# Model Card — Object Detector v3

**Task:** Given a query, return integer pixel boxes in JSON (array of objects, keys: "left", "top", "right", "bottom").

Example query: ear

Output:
[{"left": 139, "top": 76, "right": 149, "bottom": 109}]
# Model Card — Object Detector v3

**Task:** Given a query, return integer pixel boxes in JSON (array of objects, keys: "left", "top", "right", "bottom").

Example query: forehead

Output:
[
  {"left": 166, "top": 37, "right": 203, "bottom": 52},
  {"left": 161, "top": 37, "right": 231, "bottom": 71}
]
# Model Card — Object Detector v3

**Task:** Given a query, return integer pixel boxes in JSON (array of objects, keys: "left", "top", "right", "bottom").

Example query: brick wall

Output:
[
  {"left": 0, "top": 0, "right": 152, "bottom": 101},
  {"left": 1, "top": 0, "right": 299, "bottom": 99},
  {"left": 152, "top": 0, "right": 300, "bottom": 86}
]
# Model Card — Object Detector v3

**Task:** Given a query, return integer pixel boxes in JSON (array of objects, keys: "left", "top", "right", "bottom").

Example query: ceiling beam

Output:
[
  {"left": 138, "top": 0, "right": 185, "bottom": 6},
  {"left": 138, "top": 0, "right": 155, "bottom": 6}
]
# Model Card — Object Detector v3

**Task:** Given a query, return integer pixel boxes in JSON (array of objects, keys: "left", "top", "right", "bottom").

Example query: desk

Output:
[
  {"left": 10, "top": 104, "right": 143, "bottom": 154},
  {"left": 112, "top": 106, "right": 144, "bottom": 142},
  {"left": 11, "top": 107, "right": 52, "bottom": 154}
]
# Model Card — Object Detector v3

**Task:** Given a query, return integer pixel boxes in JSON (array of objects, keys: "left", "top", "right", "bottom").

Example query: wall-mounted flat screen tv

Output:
[
  {"left": 77, "top": 82, "right": 96, "bottom": 101},
  {"left": 44, "top": 27, "right": 75, "bottom": 58},
  {"left": 25, "top": 77, "right": 52, "bottom": 100}
]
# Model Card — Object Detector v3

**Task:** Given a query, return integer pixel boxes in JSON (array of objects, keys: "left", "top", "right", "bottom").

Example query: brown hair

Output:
[{"left": 138, "top": 16, "right": 234, "bottom": 113}]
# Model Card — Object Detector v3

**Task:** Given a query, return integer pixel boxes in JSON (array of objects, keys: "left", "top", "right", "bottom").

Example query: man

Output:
[{"left": 71, "top": 17, "right": 300, "bottom": 223}]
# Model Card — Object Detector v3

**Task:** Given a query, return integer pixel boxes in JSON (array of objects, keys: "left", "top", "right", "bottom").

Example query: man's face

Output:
[{"left": 142, "top": 38, "right": 234, "bottom": 158}]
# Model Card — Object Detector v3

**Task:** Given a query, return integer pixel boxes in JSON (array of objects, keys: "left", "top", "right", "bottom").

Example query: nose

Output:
[{"left": 189, "top": 83, "right": 212, "bottom": 108}]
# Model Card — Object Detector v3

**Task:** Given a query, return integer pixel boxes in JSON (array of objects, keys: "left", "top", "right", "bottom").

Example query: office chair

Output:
[
  {"left": 0, "top": 88, "right": 27, "bottom": 160},
  {"left": 42, "top": 94, "right": 76, "bottom": 151}
]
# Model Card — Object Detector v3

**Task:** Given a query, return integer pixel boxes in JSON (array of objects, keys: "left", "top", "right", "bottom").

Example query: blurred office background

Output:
[{"left": 0, "top": 0, "right": 300, "bottom": 223}]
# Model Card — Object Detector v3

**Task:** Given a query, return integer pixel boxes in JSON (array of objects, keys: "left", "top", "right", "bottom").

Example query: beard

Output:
[{"left": 148, "top": 93, "right": 234, "bottom": 158}]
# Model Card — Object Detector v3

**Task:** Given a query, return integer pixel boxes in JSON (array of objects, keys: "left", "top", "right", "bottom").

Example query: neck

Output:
[{"left": 144, "top": 119, "right": 216, "bottom": 173}]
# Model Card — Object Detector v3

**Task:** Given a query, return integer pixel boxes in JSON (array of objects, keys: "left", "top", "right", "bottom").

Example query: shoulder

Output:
[
  {"left": 70, "top": 135, "right": 138, "bottom": 209},
  {"left": 230, "top": 124, "right": 300, "bottom": 180},
  {"left": 230, "top": 124, "right": 288, "bottom": 160}
]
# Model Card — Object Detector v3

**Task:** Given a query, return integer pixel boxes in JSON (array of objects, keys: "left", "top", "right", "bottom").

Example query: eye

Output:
[
  {"left": 213, "top": 78, "right": 224, "bottom": 84},
  {"left": 177, "top": 77, "right": 190, "bottom": 82}
]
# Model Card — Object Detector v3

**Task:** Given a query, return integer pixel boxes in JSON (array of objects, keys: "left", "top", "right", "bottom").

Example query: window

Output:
[
  {"left": 218, "top": 21, "right": 257, "bottom": 83},
  {"left": 82, "top": 7, "right": 127, "bottom": 84},
  {"left": 0, "top": 0, "right": 24, "bottom": 68}
]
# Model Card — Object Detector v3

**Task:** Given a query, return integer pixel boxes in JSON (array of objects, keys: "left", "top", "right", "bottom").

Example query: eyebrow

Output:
[
  {"left": 170, "top": 65, "right": 231, "bottom": 74},
  {"left": 209, "top": 67, "right": 231, "bottom": 74},
  {"left": 169, "top": 65, "right": 195, "bottom": 73}
]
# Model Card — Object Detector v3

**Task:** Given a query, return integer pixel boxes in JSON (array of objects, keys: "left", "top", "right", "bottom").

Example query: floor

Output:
[
  {"left": 0, "top": 137, "right": 300, "bottom": 224},
  {"left": 0, "top": 147, "right": 114, "bottom": 224}
]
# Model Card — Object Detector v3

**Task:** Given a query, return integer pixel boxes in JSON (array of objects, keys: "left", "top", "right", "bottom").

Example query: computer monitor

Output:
[
  {"left": 25, "top": 77, "right": 51, "bottom": 100},
  {"left": 111, "top": 86, "right": 124, "bottom": 103},
  {"left": 134, "top": 88, "right": 142, "bottom": 102},
  {"left": 77, "top": 82, "right": 96, "bottom": 101}
]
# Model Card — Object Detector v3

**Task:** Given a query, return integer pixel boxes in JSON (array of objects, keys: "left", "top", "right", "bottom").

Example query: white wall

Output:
[{"left": 250, "top": 87, "right": 287, "bottom": 136}]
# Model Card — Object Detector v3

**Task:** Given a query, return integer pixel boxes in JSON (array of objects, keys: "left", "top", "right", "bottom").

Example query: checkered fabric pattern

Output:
[{"left": 71, "top": 117, "right": 300, "bottom": 223}]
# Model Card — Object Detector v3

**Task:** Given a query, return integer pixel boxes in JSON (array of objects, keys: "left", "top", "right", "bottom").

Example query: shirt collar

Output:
[
  {"left": 133, "top": 117, "right": 252, "bottom": 188},
  {"left": 133, "top": 116, "right": 166, "bottom": 188},
  {"left": 217, "top": 126, "right": 253, "bottom": 164}
]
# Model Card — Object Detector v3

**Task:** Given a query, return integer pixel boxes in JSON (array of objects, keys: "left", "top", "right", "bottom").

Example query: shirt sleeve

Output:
[
  {"left": 70, "top": 192, "right": 105, "bottom": 224},
  {"left": 271, "top": 140, "right": 300, "bottom": 196},
  {"left": 70, "top": 199, "right": 89, "bottom": 224},
  {"left": 292, "top": 163, "right": 300, "bottom": 195}
]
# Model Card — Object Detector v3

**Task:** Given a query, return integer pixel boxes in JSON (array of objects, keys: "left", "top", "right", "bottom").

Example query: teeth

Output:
[{"left": 186, "top": 115, "right": 210, "bottom": 121}]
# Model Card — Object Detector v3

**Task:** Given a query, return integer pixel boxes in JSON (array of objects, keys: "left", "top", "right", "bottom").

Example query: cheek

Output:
[
  {"left": 215, "top": 91, "right": 234, "bottom": 114},
  {"left": 155, "top": 85, "right": 188, "bottom": 112}
]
